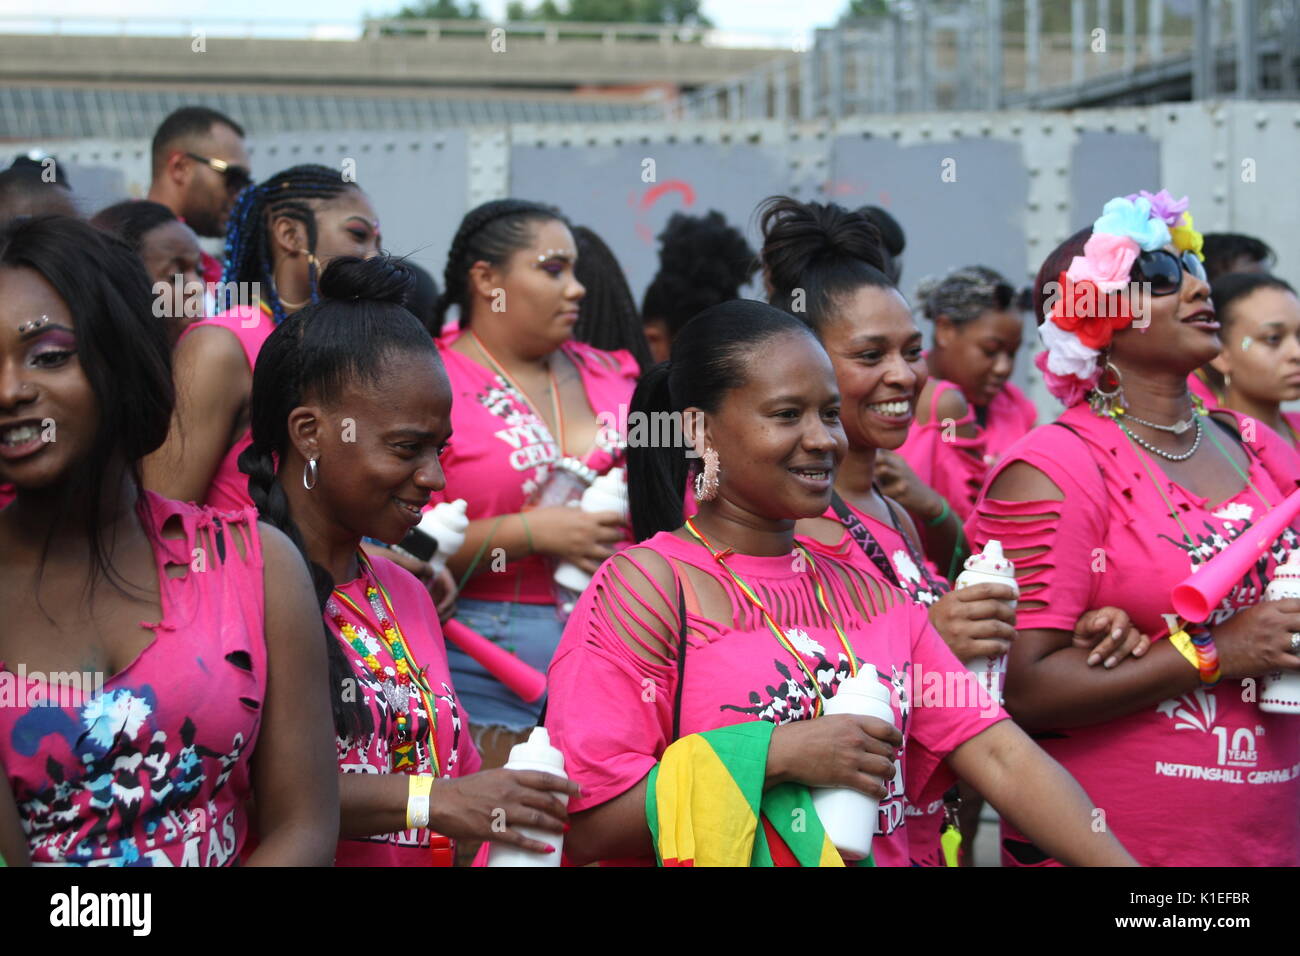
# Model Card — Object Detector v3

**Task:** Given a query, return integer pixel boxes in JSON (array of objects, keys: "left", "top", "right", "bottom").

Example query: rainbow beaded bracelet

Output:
[{"left": 1170, "top": 624, "right": 1221, "bottom": 687}]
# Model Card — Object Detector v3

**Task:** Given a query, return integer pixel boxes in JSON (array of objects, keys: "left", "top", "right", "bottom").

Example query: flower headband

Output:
[{"left": 1035, "top": 188, "right": 1204, "bottom": 406}]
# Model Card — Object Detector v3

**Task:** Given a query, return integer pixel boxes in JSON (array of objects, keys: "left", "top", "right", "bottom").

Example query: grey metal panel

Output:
[
  {"left": 828, "top": 134, "right": 1029, "bottom": 305},
  {"left": 1069, "top": 130, "right": 1161, "bottom": 231},
  {"left": 508, "top": 138, "right": 789, "bottom": 301}
]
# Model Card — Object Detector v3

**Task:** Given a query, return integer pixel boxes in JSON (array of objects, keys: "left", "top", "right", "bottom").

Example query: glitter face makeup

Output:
[
  {"left": 1241, "top": 336, "right": 1254, "bottom": 350},
  {"left": 16, "top": 314, "right": 50, "bottom": 336}
]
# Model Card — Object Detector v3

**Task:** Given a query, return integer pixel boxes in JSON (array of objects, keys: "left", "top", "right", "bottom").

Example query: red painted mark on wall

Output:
[{"left": 630, "top": 179, "right": 697, "bottom": 243}]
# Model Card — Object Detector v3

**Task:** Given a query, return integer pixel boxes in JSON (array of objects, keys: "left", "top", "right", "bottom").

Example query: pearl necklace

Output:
[{"left": 1118, "top": 416, "right": 1203, "bottom": 461}]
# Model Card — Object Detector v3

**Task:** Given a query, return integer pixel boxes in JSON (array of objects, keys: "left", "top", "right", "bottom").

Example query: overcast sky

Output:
[{"left": 0, "top": 0, "right": 847, "bottom": 45}]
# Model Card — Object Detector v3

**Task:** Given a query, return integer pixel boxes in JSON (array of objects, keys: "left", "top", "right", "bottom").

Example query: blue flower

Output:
[{"left": 1092, "top": 196, "right": 1171, "bottom": 251}]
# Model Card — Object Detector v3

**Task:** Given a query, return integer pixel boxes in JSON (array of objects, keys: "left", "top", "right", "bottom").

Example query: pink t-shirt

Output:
[
  {"left": 897, "top": 380, "right": 1037, "bottom": 521},
  {"left": 544, "top": 530, "right": 1006, "bottom": 867},
  {"left": 804, "top": 499, "right": 955, "bottom": 865},
  {"left": 177, "top": 304, "right": 276, "bottom": 514},
  {"left": 0, "top": 492, "right": 267, "bottom": 865},
  {"left": 329, "top": 554, "right": 481, "bottom": 867},
  {"left": 969, "top": 404, "right": 1300, "bottom": 867},
  {"left": 432, "top": 332, "right": 638, "bottom": 603}
]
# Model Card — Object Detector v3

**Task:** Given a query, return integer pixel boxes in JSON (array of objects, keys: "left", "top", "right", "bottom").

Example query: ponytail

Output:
[{"left": 627, "top": 361, "right": 690, "bottom": 542}]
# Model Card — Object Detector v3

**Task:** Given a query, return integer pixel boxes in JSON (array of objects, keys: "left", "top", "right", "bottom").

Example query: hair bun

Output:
[
  {"left": 318, "top": 255, "right": 413, "bottom": 306},
  {"left": 758, "top": 197, "right": 886, "bottom": 296}
]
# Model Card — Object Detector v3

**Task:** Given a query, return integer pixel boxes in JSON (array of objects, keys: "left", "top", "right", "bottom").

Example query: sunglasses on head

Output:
[
  {"left": 1130, "top": 248, "right": 1207, "bottom": 297},
  {"left": 185, "top": 152, "right": 253, "bottom": 192}
]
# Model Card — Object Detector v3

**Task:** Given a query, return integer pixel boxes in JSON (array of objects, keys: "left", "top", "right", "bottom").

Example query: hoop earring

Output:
[
  {"left": 303, "top": 456, "right": 319, "bottom": 491},
  {"left": 1089, "top": 361, "right": 1126, "bottom": 418},
  {"left": 694, "top": 447, "right": 720, "bottom": 503}
]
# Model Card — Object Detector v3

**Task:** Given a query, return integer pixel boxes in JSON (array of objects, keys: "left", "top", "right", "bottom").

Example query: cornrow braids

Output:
[
  {"left": 435, "top": 198, "right": 566, "bottom": 330},
  {"left": 222, "top": 164, "right": 355, "bottom": 324}
]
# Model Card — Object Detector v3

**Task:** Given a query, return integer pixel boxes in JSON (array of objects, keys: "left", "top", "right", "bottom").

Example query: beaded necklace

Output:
[
  {"left": 327, "top": 552, "right": 441, "bottom": 776},
  {"left": 683, "top": 517, "right": 858, "bottom": 716},
  {"left": 469, "top": 328, "right": 567, "bottom": 455}
]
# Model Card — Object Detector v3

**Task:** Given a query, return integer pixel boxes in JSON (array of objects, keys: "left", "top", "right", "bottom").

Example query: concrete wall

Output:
[{"left": 15, "top": 99, "right": 1299, "bottom": 416}]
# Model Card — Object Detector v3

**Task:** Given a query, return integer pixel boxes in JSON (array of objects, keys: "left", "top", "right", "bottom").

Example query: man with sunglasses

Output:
[{"left": 147, "top": 106, "right": 251, "bottom": 287}]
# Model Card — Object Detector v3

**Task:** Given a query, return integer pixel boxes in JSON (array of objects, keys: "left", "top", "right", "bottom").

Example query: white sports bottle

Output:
[
  {"left": 486, "top": 727, "right": 569, "bottom": 867},
  {"left": 553, "top": 468, "right": 628, "bottom": 593},
  {"left": 953, "top": 539, "right": 1019, "bottom": 703},
  {"left": 419, "top": 499, "right": 469, "bottom": 575},
  {"left": 1261, "top": 550, "right": 1300, "bottom": 713},
  {"left": 810, "top": 664, "right": 896, "bottom": 862}
]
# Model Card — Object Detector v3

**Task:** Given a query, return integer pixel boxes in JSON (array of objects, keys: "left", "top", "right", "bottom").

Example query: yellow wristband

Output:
[
  {"left": 1168, "top": 628, "right": 1201, "bottom": 671},
  {"left": 406, "top": 775, "right": 434, "bottom": 830}
]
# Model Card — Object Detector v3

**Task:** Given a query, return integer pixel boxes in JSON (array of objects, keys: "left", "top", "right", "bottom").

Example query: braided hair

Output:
[
  {"left": 222, "top": 164, "right": 356, "bottom": 324},
  {"left": 240, "top": 254, "right": 438, "bottom": 739},
  {"left": 434, "top": 198, "right": 566, "bottom": 330}
]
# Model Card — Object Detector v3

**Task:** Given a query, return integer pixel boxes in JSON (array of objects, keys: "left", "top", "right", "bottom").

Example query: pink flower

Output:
[
  {"left": 1067, "top": 232, "right": 1139, "bottom": 292},
  {"left": 1035, "top": 351, "right": 1098, "bottom": 407}
]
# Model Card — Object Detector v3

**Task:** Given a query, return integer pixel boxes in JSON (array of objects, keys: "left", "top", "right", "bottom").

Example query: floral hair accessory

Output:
[
  {"left": 1036, "top": 188, "right": 1196, "bottom": 406},
  {"left": 1169, "top": 211, "right": 1205, "bottom": 261},
  {"left": 1124, "top": 189, "right": 1190, "bottom": 227}
]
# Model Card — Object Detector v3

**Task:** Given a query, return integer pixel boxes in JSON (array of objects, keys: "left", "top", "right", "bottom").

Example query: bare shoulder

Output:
[
  {"left": 986, "top": 460, "right": 1065, "bottom": 502},
  {"left": 795, "top": 515, "right": 845, "bottom": 547}
]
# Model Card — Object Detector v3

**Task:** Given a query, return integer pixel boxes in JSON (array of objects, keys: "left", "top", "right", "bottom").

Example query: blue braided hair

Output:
[{"left": 221, "top": 163, "right": 356, "bottom": 324}]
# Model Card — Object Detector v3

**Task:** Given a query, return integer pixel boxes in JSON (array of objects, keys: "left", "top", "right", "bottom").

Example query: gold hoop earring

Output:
[
  {"left": 303, "top": 456, "right": 319, "bottom": 491},
  {"left": 694, "top": 447, "right": 720, "bottom": 503}
]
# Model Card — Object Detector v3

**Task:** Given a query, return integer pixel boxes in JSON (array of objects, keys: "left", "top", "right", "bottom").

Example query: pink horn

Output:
[
  {"left": 442, "top": 619, "right": 547, "bottom": 703},
  {"left": 1171, "top": 487, "right": 1300, "bottom": 622}
]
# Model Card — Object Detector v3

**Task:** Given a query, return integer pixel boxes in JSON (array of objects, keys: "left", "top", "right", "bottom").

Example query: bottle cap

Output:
[
  {"left": 507, "top": 727, "right": 566, "bottom": 774},
  {"left": 963, "top": 539, "right": 1014, "bottom": 576},
  {"left": 832, "top": 664, "right": 891, "bottom": 702}
]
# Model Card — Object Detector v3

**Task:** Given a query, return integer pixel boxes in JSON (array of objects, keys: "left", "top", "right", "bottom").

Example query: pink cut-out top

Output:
[
  {"left": 896, "top": 380, "right": 1037, "bottom": 520},
  {"left": 0, "top": 492, "right": 267, "bottom": 866},
  {"left": 803, "top": 500, "right": 956, "bottom": 865},
  {"left": 177, "top": 304, "right": 276, "bottom": 514},
  {"left": 329, "top": 554, "right": 481, "bottom": 867},
  {"left": 968, "top": 404, "right": 1300, "bottom": 867},
  {"left": 431, "top": 331, "right": 639, "bottom": 604},
  {"left": 544, "top": 530, "right": 1006, "bottom": 867}
]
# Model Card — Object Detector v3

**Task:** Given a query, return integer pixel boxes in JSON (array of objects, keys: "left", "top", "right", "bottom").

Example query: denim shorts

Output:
[{"left": 445, "top": 598, "right": 564, "bottom": 732}]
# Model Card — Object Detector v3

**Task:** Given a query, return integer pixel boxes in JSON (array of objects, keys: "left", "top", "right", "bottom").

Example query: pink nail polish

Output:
[{"left": 544, "top": 844, "right": 557, "bottom": 854}]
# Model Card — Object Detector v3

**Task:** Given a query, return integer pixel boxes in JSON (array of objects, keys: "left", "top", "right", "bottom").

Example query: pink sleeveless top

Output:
[
  {"left": 0, "top": 492, "right": 267, "bottom": 865},
  {"left": 431, "top": 332, "right": 638, "bottom": 603},
  {"left": 178, "top": 304, "right": 276, "bottom": 514},
  {"left": 969, "top": 405, "right": 1300, "bottom": 866},
  {"left": 897, "top": 380, "right": 1037, "bottom": 520},
  {"left": 544, "top": 530, "right": 1006, "bottom": 867},
  {"left": 329, "top": 555, "right": 481, "bottom": 867}
]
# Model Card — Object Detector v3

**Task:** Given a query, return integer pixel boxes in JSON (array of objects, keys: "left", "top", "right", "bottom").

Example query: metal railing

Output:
[{"left": 665, "top": 0, "right": 1300, "bottom": 121}]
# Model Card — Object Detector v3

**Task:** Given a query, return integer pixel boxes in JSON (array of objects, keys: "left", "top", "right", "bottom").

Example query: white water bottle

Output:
[
  {"left": 419, "top": 499, "right": 469, "bottom": 575},
  {"left": 553, "top": 467, "right": 628, "bottom": 593},
  {"left": 486, "top": 727, "right": 569, "bottom": 867},
  {"left": 810, "top": 664, "right": 896, "bottom": 862},
  {"left": 1261, "top": 550, "right": 1300, "bottom": 714},
  {"left": 954, "top": 539, "right": 1019, "bottom": 703}
]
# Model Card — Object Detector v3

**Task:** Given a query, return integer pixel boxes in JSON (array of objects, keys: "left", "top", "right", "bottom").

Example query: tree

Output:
[
  {"left": 393, "top": 0, "right": 484, "bottom": 19},
  {"left": 506, "top": 0, "right": 712, "bottom": 26}
]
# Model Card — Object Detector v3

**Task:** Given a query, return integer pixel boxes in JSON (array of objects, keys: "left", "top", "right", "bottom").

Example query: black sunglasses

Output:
[
  {"left": 1130, "top": 249, "right": 1207, "bottom": 297},
  {"left": 185, "top": 152, "right": 253, "bottom": 191}
]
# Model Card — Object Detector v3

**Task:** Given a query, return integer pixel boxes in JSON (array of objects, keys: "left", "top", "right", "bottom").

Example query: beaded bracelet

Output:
[{"left": 1171, "top": 624, "right": 1221, "bottom": 686}]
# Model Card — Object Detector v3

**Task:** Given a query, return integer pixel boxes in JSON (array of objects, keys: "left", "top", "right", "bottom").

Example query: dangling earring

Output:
[
  {"left": 694, "top": 447, "right": 720, "bottom": 503},
  {"left": 1089, "top": 361, "right": 1126, "bottom": 418},
  {"left": 303, "top": 456, "right": 319, "bottom": 490}
]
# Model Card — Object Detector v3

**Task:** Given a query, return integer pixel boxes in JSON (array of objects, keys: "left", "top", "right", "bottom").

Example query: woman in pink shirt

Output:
[
  {"left": 144, "top": 165, "right": 382, "bottom": 514},
  {"left": 897, "top": 266, "right": 1037, "bottom": 525},
  {"left": 0, "top": 215, "right": 337, "bottom": 865},
  {"left": 431, "top": 199, "right": 638, "bottom": 768},
  {"left": 242, "top": 255, "right": 576, "bottom": 866},
  {"left": 971, "top": 190, "right": 1300, "bottom": 866},
  {"left": 1204, "top": 273, "right": 1300, "bottom": 452},
  {"left": 546, "top": 298, "right": 1136, "bottom": 867},
  {"left": 760, "top": 197, "right": 1144, "bottom": 864}
]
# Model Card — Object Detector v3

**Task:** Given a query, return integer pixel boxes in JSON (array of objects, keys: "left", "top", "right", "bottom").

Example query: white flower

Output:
[
  {"left": 784, "top": 627, "right": 825, "bottom": 657},
  {"left": 1039, "top": 321, "right": 1101, "bottom": 379}
]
